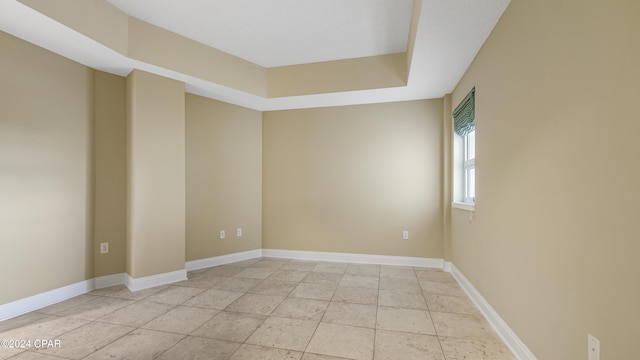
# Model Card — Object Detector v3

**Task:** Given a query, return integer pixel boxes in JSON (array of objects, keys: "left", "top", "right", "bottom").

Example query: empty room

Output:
[{"left": 1, "top": 0, "right": 638, "bottom": 359}]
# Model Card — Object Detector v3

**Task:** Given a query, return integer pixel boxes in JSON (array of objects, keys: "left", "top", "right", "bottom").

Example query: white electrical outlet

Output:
[
  {"left": 100, "top": 242, "right": 109, "bottom": 254},
  {"left": 402, "top": 230, "right": 409, "bottom": 240},
  {"left": 236, "top": 228, "right": 242, "bottom": 237},
  {"left": 588, "top": 334, "right": 600, "bottom": 360},
  {"left": 220, "top": 230, "right": 225, "bottom": 239}
]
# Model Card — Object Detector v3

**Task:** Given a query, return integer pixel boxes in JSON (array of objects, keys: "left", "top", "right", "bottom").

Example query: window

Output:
[
  {"left": 453, "top": 88, "right": 475, "bottom": 206},
  {"left": 464, "top": 130, "right": 475, "bottom": 203}
]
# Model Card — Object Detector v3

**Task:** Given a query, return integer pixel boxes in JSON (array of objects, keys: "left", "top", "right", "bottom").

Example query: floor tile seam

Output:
[
  {"left": 419, "top": 288, "right": 430, "bottom": 314},
  {"left": 220, "top": 307, "right": 273, "bottom": 318},
  {"left": 433, "top": 330, "right": 449, "bottom": 360},
  {"left": 373, "top": 325, "right": 439, "bottom": 337},
  {"left": 186, "top": 311, "right": 267, "bottom": 344},
  {"left": 419, "top": 284, "right": 463, "bottom": 293},
  {"left": 24, "top": 349, "right": 71, "bottom": 359},
  {"left": 70, "top": 321, "right": 139, "bottom": 360},
  {"left": 91, "top": 313, "right": 165, "bottom": 330},
  {"left": 435, "top": 332, "right": 503, "bottom": 343},
  {"left": 374, "top": 306, "right": 436, "bottom": 337},
  {"left": 377, "top": 287, "right": 421, "bottom": 294},
  {"left": 247, "top": 289, "right": 296, "bottom": 297},
  {"left": 428, "top": 310, "right": 485, "bottom": 319},
  {"left": 377, "top": 287, "right": 423, "bottom": 293},
  {"left": 375, "top": 304, "right": 431, "bottom": 313},
  {"left": 185, "top": 322, "right": 224, "bottom": 342},
  {"left": 287, "top": 291, "right": 338, "bottom": 302},
  {"left": 302, "top": 350, "right": 353, "bottom": 360},
  {"left": 426, "top": 308, "right": 481, "bottom": 316},
  {"left": 222, "top": 340, "right": 244, "bottom": 360},
  {"left": 411, "top": 300, "right": 449, "bottom": 360},
  {"left": 300, "top": 310, "right": 325, "bottom": 355},
  {"left": 171, "top": 283, "right": 217, "bottom": 290},
  {"left": 171, "top": 302, "right": 229, "bottom": 312},
  {"left": 248, "top": 279, "right": 301, "bottom": 297},
  {"left": 424, "top": 290, "right": 434, "bottom": 313},
  {"left": 32, "top": 294, "right": 102, "bottom": 317},
  {"left": 300, "top": 278, "right": 342, "bottom": 287},
  {"left": 317, "top": 319, "right": 377, "bottom": 331},
  {"left": 422, "top": 291, "right": 470, "bottom": 298},
  {"left": 0, "top": 316, "right": 79, "bottom": 338},
  {"left": 232, "top": 310, "right": 285, "bottom": 354},
  {"left": 428, "top": 311, "right": 503, "bottom": 342},
  {"left": 194, "top": 286, "right": 247, "bottom": 295},
  {"left": 373, "top": 303, "right": 428, "bottom": 311},
  {"left": 437, "top": 334, "right": 498, "bottom": 341},
  {"left": 92, "top": 295, "right": 168, "bottom": 322},
  {"left": 22, "top": 311, "right": 77, "bottom": 324},
  {"left": 334, "top": 285, "right": 379, "bottom": 293},
  {"left": 417, "top": 277, "right": 458, "bottom": 283},
  {"left": 207, "top": 309, "right": 267, "bottom": 319},
  {"left": 371, "top": 299, "right": 379, "bottom": 360},
  {"left": 421, "top": 290, "right": 466, "bottom": 298},
  {"left": 138, "top": 306, "right": 219, "bottom": 334},
  {"left": 134, "top": 330, "right": 187, "bottom": 360},
  {"left": 379, "top": 275, "right": 419, "bottom": 282},
  {"left": 87, "top": 292, "right": 149, "bottom": 301},
  {"left": 326, "top": 280, "right": 343, "bottom": 303},
  {"left": 177, "top": 332, "right": 244, "bottom": 345},
  {"left": 341, "top": 284, "right": 380, "bottom": 291}
]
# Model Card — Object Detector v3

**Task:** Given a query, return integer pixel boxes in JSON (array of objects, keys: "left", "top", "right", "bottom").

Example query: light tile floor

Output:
[{"left": 0, "top": 258, "right": 516, "bottom": 359}]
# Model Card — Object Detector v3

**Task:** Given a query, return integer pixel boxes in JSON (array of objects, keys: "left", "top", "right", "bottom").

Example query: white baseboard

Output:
[
  {"left": 185, "top": 249, "right": 263, "bottom": 272},
  {"left": 0, "top": 279, "right": 94, "bottom": 321},
  {"left": 442, "top": 261, "right": 452, "bottom": 272},
  {"left": 125, "top": 269, "right": 187, "bottom": 292},
  {"left": 262, "top": 249, "right": 444, "bottom": 268},
  {"left": 94, "top": 273, "right": 127, "bottom": 289},
  {"left": 0, "top": 268, "right": 189, "bottom": 321},
  {"left": 447, "top": 262, "right": 537, "bottom": 360}
]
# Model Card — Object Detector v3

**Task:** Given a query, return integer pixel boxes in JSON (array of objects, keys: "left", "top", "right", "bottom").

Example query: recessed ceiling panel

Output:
[{"left": 107, "top": 0, "right": 413, "bottom": 68}]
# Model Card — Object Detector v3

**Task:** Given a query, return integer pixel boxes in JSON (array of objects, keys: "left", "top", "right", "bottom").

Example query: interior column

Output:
[{"left": 126, "top": 69, "right": 186, "bottom": 287}]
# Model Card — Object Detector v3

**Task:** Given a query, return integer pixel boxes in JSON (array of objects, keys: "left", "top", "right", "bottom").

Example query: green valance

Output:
[{"left": 453, "top": 87, "right": 475, "bottom": 137}]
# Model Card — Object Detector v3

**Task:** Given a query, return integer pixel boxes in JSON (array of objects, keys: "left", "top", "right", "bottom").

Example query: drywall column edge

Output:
[
  {"left": 126, "top": 69, "right": 186, "bottom": 279},
  {"left": 442, "top": 93, "right": 452, "bottom": 261}
]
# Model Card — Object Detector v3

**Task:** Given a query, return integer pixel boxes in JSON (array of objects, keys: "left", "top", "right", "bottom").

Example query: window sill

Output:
[{"left": 452, "top": 202, "right": 475, "bottom": 212}]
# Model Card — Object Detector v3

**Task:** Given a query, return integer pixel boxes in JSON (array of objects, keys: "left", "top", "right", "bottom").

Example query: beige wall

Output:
[
  {"left": 126, "top": 70, "right": 186, "bottom": 278},
  {"left": 93, "top": 71, "right": 127, "bottom": 277},
  {"left": 0, "top": 32, "right": 94, "bottom": 303},
  {"left": 185, "top": 95, "right": 263, "bottom": 260},
  {"left": 128, "top": 18, "right": 267, "bottom": 98},
  {"left": 449, "top": 0, "right": 640, "bottom": 358},
  {"left": 267, "top": 53, "right": 407, "bottom": 98},
  {"left": 263, "top": 100, "right": 443, "bottom": 257},
  {"left": 20, "top": 0, "right": 129, "bottom": 55}
]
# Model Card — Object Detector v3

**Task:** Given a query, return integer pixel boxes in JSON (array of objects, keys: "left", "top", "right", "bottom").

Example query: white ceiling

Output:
[
  {"left": 106, "top": 0, "right": 414, "bottom": 68},
  {"left": 0, "top": 0, "right": 511, "bottom": 111}
]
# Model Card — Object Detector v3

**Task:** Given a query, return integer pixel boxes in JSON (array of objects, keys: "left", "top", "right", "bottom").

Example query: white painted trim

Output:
[
  {"left": 442, "top": 261, "right": 452, "bottom": 272},
  {"left": 262, "top": 249, "right": 444, "bottom": 269},
  {"left": 94, "top": 273, "right": 127, "bottom": 289},
  {"left": 125, "top": 269, "right": 187, "bottom": 292},
  {"left": 446, "top": 262, "right": 537, "bottom": 360},
  {"left": 185, "top": 249, "right": 263, "bottom": 272},
  {"left": 0, "top": 280, "right": 94, "bottom": 321},
  {"left": 452, "top": 201, "right": 475, "bottom": 211}
]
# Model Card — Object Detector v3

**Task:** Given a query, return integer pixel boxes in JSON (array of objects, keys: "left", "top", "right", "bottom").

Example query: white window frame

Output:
[{"left": 463, "top": 130, "right": 475, "bottom": 204}]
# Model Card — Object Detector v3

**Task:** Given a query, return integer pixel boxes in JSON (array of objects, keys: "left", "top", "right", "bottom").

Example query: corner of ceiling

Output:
[{"left": 1, "top": 0, "right": 511, "bottom": 111}]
